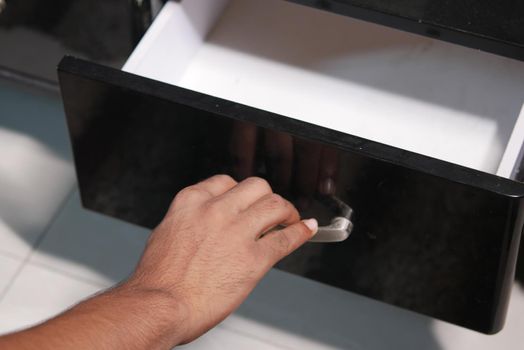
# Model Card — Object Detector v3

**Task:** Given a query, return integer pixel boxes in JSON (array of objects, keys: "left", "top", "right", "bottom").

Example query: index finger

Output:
[
  {"left": 211, "top": 177, "right": 273, "bottom": 213},
  {"left": 229, "top": 122, "right": 257, "bottom": 180},
  {"left": 194, "top": 174, "right": 238, "bottom": 197}
]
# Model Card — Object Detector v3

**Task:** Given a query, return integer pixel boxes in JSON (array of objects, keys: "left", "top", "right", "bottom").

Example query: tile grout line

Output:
[
  {"left": 0, "top": 250, "right": 26, "bottom": 262},
  {"left": 27, "top": 259, "right": 115, "bottom": 289},
  {"left": 0, "top": 185, "right": 77, "bottom": 301}
]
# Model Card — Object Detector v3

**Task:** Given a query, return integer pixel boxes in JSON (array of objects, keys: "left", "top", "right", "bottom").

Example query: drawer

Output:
[
  {"left": 58, "top": 0, "right": 524, "bottom": 335},
  {"left": 124, "top": 0, "right": 524, "bottom": 177}
]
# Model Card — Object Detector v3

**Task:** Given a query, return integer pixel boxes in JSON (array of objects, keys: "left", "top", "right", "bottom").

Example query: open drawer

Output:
[{"left": 58, "top": 0, "right": 524, "bottom": 334}]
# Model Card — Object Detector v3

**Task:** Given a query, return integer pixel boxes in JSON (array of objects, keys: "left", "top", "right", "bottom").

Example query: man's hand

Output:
[
  {"left": 0, "top": 175, "right": 317, "bottom": 350},
  {"left": 128, "top": 175, "right": 318, "bottom": 344}
]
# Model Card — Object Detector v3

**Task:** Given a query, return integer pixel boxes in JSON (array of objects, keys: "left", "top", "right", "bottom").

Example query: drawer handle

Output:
[
  {"left": 267, "top": 197, "right": 353, "bottom": 243},
  {"left": 309, "top": 196, "right": 354, "bottom": 243},
  {"left": 310, "top": 216, "right": 353, "bottom": 243}
]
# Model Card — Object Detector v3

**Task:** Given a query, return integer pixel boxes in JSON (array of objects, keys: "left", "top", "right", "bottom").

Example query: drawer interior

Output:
[{"left": 124, "top": 0, "right": 524, "bottom": 178}]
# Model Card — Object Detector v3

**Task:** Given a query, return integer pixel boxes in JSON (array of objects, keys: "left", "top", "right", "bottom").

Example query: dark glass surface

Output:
[
  {"left": 0, "top": 0, "right": 151, "bottom": 82},
  {"left": 58, "top": 57, "right": 524, "bottom": 334},
  {"left": 288, "top": 0, "right": 524, "bottom": 61}
]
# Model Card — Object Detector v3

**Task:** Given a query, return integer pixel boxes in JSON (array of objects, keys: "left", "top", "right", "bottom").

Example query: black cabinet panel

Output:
[
  {"left": 287, "top": 0, "right": 524, "bottom": 61},
  {"left": 58, "top": 57, "right": 524, "bottom": 333},
  {"left": 0, "top": 0, "right": 145, "bottom": 83}
]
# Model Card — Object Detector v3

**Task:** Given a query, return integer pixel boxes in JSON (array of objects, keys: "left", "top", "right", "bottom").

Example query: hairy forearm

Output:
[{"left": 0, "top": 283, "right": 188, "bottom": 350}]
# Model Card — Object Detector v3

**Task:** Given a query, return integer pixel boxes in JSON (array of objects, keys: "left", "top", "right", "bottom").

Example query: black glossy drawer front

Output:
[
  {"left": 287, "top": 0, "right": 524, "bottom": 61},
  {"left": 58, "top": 57, "right": 524, "bottom": 333}
]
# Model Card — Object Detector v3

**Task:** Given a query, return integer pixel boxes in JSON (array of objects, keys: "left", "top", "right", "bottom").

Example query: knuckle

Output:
[
  {"left": 264, "top": 193, "right": 288, "bottom": 211},
  {"left": 212, "top": 174, "right": 236, "bottom": 185},
  {"left": 176, "top": 186, "right": 207, "bottom": 202},
  {"left": 245, "top": 177, "right": 272, "bottom": 192}
]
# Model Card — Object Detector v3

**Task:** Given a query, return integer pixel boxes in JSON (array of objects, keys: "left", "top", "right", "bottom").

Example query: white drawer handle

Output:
[
  {"left": 310, "top": 216, "right": 353, "bottom": 243},
  {"left": 309, "top": 196, "right": 353, "bottom": 243}
]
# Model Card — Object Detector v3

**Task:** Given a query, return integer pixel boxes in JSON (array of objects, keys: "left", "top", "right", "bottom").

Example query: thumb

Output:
[{"left": 259, "top": 219, "right": 318, "bottom": 264}]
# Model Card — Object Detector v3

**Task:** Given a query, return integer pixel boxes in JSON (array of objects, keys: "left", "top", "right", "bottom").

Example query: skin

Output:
[{"left": 0, "top": 175, "right": 318, "bottom": 350}]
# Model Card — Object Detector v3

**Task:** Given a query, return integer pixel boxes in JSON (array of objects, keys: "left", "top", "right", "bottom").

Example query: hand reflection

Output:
[{"left": 229, "top": 122, "right": 339, "bottom": 210}]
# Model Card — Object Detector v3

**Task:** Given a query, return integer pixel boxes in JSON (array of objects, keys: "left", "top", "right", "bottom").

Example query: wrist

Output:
[{"left": 115, "top": 279, "right": 191, "bottom": 347}]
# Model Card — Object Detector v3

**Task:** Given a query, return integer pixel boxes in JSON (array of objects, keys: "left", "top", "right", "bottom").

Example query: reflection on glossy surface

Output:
[
  {"left": 58, "top": 58, "right": 524, "bottom": 334},
  {"left": 289, "top": 0, "right": 524, "bottom": 60},
  {"left": 318, "top": 0, "right": 524, "bottom": 43},
  {"left": 0, "top": 0, "right": 144, "bottom": 81},
  {"left": 229, "top": 122, "right": 342, "bottom": 211}
]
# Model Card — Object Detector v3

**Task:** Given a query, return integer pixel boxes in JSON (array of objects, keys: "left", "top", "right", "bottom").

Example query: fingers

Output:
[
  {"left": 240, "top": 193, "right": 300, "bottom": 238},
  {"left": 212, "top": 177, "right": 273, "bottom": 212},
  {"left": 229, "top": 122, "right": 257, "bottom": 180},
  {"left": 258, "top": 219, "right": 318, "bottom": 263},
  {"left": 194, "top": 174, "right": 238, "bottom": 197},
  {"left": 170, "top": 175, "right": 238, "bottom": 212},
  {"left": 293, "top": 139, "right": 322, "bottom": 209},
  {"left": 264, "top": 130, "right": 293, "bottom": 194},
  {"left": 317, "top": 146, "right": 340, "bottom": 195}
]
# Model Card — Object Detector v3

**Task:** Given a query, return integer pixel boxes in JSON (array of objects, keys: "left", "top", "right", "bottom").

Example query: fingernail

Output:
[
  {"left": 319, "top": 178, "right": 335, "bottom": 195},
  {"left": 303, "top": 218, "right": 318, "bottom": 235}
]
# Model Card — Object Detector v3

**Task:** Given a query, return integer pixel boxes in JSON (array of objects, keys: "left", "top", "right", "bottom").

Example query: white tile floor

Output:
[
  {"left": 0, "top": 254, "right": 20, "bottom": 295},
  {"left": 1, "top": 77, "right": 524, "bottom": 349},
  {"left": 0, "top": 263, "right": 103, "bottom": 334},
  {"left": 29, "top": 191, "right": 151, "bottom": 287},
  {"left": 0, "top": 79, "right": 75, "bottom": 259}
]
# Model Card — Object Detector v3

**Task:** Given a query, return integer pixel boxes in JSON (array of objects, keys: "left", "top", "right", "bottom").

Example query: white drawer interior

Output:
[{"left": 124, "top": 0, "right": 524, "bottom": 179}]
